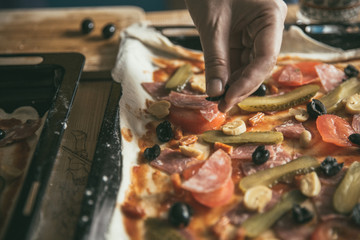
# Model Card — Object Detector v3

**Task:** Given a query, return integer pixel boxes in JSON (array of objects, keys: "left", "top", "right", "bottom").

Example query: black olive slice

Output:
[
  {"left": 344, "top": 64, "right": 359, "bottom": 79},
  {"left": 307, "top": 99, "right": 327, "bottom": 119},
  {"left": 251, "top": 84, "right": 267, "bottom": 96},
  {"left": 168, "top": 202, "right": 193, "bottom": 228},
  {"left": 349, "top": 133, "right": 360, "bottom": 145},
  {"left": 292, "top": 204, "right": 313, "bottom": 224},
  {"left": 144, "top": 144, "right": 161, "bottom": 161},
  {"left": 352, "top": 203, "right": 360, "bottom": 226},
  {"left": 320, "top": 156, "right": 343, "bottom": 177},
  {"left": 156, "top": 120, "right": 174, "bottom": 142},
  {"left": 0, "top": 129, "right": 5, "bottom": 140},
  {"left": 252, "top": 145, "right": 270, "bottom": 165}
]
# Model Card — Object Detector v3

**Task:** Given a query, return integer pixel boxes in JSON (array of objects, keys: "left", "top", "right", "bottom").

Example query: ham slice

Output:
[
  {"left": 141, "top": 82, "right": 169, "bottom": 99},
  {"left": 166, "top": 91, "right": 220, "bottom": 122},
  {"left": 149, "top": 148, "right": 198, "bottom": 174},
  {"left": 182, "top": 149, "right": 232, "bottom": 193},
  {"left": 226, "top": 191, "right": 281, "bottom": 226},
  {"left": 238, "top": 145, "right": 292, "bottom": 176},
  {"left": 274, "top": 210, "right": 316, "bottom": 240},
  {"left": 312, "top": 170, "right": 347, "bottom": 221},
  {"left": 274, "top": 121, "right": 306, "bottom": 139},
  {"left": 315, "top": 64, "right": 345, "bottom": 92},
  {"left": 165, "top": 91, "right": 214, "bottom": 110},
  {"left": 230, "top": 145, "right": 275, "bottom": 160}
]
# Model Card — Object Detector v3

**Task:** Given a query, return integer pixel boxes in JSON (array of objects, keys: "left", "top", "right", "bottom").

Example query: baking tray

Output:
[
  {"left": 0, "top": 52, "right": 84, "bottom": 240},
  {"left": 155, "top": 24, "right": 360, "bottom": 50}
]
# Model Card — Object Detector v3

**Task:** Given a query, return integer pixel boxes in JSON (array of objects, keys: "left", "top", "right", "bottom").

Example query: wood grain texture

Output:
[
  {"left": 34, "top": 79, "right": 112, "bottom": 240},
  {"left": 0, "top": 7, "right": 145, "bottom": 72}
]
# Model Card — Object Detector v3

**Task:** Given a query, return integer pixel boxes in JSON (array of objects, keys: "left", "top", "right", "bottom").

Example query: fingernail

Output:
[
  {"left": 207, "top": 78, "right": 223, "bottom": 96},
  {"left": 218, "top": 99, "right": 227, "bottom": 113}
]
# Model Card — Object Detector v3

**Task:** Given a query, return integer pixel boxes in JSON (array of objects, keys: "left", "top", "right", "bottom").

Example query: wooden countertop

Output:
[{"left": 0, "top": 4, "right": 300, "bottom": 240}]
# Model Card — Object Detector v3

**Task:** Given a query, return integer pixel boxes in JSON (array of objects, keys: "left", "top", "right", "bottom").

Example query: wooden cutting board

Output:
[{"left": 0, "top": 7, "right": 145, "bottom": 72}]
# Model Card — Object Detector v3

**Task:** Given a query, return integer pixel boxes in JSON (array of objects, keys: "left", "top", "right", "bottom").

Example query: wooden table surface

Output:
[{"left": 0, "top": 4, "right": 299, "bottom": 240}]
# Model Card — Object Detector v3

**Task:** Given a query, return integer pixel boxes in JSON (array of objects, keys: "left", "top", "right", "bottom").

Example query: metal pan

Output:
[{"left": 1, "top": 53, "right": 84, "bottom": 240}]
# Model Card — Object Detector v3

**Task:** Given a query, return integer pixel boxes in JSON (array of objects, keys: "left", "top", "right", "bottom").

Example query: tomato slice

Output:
[
  {"left": 192, "top": 177, "right": 234, "bottom": 208},
  {"left": 311, "top": 220, "right": 360, "bottom": 240},
  {"left": 168, "top": 106, "right": 226, "bottom": 134},
  {"left": 316, "top": 114, "right": 355, "bottom": 147},
  {"left": 274, "top": 61, "right": 321, "bottom": 86}
]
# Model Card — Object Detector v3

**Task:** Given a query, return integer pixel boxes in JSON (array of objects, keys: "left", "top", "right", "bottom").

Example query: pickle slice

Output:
[
  {"left": 242, "top": 190, "right": 307, "bottom": 237},
  {"left": 165, "top": 64, "right": 193, "bottom": 91},
  {"left": 201, "top": 130, "right": 283, "bottom": 145},
  {"left": 145, "top": 218, "right": 186, "bottom": 240},
  {"left": 239, "top": 156, "right": 320, "bottom": 192},
  {"left": 333, "top": 161, "right": 360, "bottom": 214},
  {"left": 238, "top": 84, "right": 320, "bottom": 112},
  {"left": 320, "top": 77, "right": 360, "bottom": 113}
]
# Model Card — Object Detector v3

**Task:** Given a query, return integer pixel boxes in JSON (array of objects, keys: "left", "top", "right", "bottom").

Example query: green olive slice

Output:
[
  {"left": 165, "top": 64, "right": 193, "bottom": 91},
  {"left": 238, "top": 84, "right": 320, "bottom": 112},
  {"left": 333, "top": 161, "right": 360, "bottom": 214},
  {"left": 320, "top": 77, "right": 360, "bottom": 113},
  {"left": 201, "top": 130, "right": 283, "bottom": 145},
  {"left": 239, "top": 156, "right": 320, "bottom": 192}
]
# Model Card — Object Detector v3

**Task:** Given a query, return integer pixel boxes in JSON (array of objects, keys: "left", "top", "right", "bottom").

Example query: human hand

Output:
[{"left": 185, "top": 0, "right": 287, "bottom": 112}]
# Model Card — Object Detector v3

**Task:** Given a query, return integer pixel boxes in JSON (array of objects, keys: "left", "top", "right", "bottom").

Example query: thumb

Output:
[{"left": 199, "top": 18, "right": 230, "bottom": 97}]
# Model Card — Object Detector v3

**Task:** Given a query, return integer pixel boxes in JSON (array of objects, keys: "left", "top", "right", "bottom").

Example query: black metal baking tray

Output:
[
  {"left": 74, "top": 80, "right": 122, "bottom": 240},
  {"left": 285, "top": 22, "right": 360, "bottom": 50},
  {"left": 0, "top": 53, "right": 84, "bottom": 240}
]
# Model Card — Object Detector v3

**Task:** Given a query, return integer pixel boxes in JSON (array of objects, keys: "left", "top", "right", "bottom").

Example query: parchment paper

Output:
[{"left": 108, "top": 23, "right": 360, "bottom": 240}]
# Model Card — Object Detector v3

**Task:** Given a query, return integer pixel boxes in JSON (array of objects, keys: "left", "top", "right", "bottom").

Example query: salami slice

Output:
[
  {"left": 181, "top": 149, "right": 232, "bottom": 193},
  {"left": 278, "top": 65, "right": 303, "bottom": 86},
  {"left": 315, "top": 64, "right": 345, "bottom": 92}
]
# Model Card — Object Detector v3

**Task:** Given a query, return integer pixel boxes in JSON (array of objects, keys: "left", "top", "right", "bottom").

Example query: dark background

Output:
[
  {"left": 0, "top": 0, "right": 297, "bottom": 11},
  {"left": 0, "top": 0, "right": 187, "bottom": 11}
]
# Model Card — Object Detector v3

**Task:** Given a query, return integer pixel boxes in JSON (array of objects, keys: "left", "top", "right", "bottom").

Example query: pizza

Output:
[
  {"left": 0, "top": 106, "right": 43, "bottom": 237},
  {"left": 112, "top": 25, "right": 360, "bottom": 240}
]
